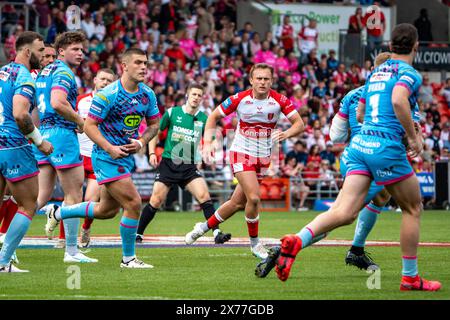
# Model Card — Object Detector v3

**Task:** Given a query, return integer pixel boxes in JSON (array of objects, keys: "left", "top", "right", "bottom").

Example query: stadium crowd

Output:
[{"left": 1, "top": 0, "right": 449, "bottom": 209}]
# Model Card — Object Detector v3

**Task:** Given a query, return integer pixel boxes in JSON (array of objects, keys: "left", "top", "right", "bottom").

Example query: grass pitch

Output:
[{"left": 0, "top": 210, "right": 449, "bottom": 300}]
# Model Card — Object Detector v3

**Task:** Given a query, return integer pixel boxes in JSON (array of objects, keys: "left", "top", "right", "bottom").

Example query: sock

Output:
[
  {"left": 250, "top": 236, "right": 259, "bottom": 247},
  {"left": 137, "top": 203, "right": 157, "bottom": 236},
  {"left": 245, "top": 215, "right": 259, "bottom": 239},
  {"left": 212, "top": 229, "right": 221, "bottom": 237},
  {"left": 82, "top": 218, "right": 94, "bottom": 230},
  {"left": 62, "top": 202, "right": 79, "bottom": 256},
  {"left": 0, "top": 199, "right": 18, "bottom": 234},
  {"left": 56, "top": 201, "right": 95, "bottom": 220},
  {"left": 0, "top": 200, "right": 8, "bottom": 225},
  {"left": 296, "top": 227, "right": 315, "bottom": 249},
  {"left": 0, "top": 211, "right": 32, "bottom": 265},
  {"left": 200, "top": 200, "right": 220, "bottom": 231},
  {"left": 312, "top": 232, "right": 328, "bottom": 244},
  {"left": 352, "top": 202, "right": 381, "bottom": 248},
  {"left": 206, "top": 211, "right": 223, "bottom": 230},
  {"left": 402, "top": 256, "right": 418, "bottom": 277},
  {"left": 59, "top": 221, "right": 65, "bottom": 240},
  {"left": 120, "top": 216, "right": 138, "bottom": 259}
]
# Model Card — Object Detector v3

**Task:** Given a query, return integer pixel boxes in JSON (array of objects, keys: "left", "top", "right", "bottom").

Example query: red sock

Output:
[
  {"left": 245, "top": 216, "right": 259, "bottom": 238},
  {"left": 59, "top": 220, "right": 65, "bottom": 239},
  {"left": 0, "top": 199, "right": 18, "bottom": 234},
  {"left": 207, "top": 212, "right": 223, "bottom": 229},
  {"left": 82, "top": 218, "right": 93, "bottom": 230},
  {"left": 0, "top": 200, "right": 8, "bottom": 226}
]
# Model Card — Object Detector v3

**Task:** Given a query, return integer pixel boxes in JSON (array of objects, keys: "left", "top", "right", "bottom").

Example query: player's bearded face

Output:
[{"left": 30, "top": 51, "right": 41, "bottom": 69}]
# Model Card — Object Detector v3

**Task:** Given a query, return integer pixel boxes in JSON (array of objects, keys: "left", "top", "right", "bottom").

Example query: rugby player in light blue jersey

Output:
[
  {"left": 45, "top": 48, "right": 160, "bottom": 268},
  {"left": 34, "top": 31, "right": 97, "bottom": 263},
  {"left": 274, "top": 24, "right": 440, "bottom": 291},
  {"left": 0, "top": 31, "right": 53, "bottom": 272}
]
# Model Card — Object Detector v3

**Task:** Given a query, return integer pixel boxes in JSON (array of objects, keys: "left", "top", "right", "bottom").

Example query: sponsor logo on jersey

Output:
[
  {"left": 40, "top": 68, "right": 51, "bottom": 76},
  {"left": 245, "top": 100, "right": 253, "bottom": 104},
  {"left": 222, "top": 98, "right": 232, "bottom": 109},
  {"left": 36, "top": 82, "right": 46, "bottom": 88},
  {"left": 123, "top": 114, "right": 142, "bottom": 127},
  {"left": 370, "top": 72, "right": 391, "bottom": 82},
  {"left": 0, "top": 71, "right": 10, "bottom": 81}
]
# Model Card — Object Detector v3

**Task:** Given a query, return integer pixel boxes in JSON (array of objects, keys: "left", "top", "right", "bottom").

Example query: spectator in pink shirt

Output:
[
  {"left": 275, "top": 48, "right": 290, "bottom": 75},
  {"left": 253, "top": 41, "right": 276, "bottom": 66}
]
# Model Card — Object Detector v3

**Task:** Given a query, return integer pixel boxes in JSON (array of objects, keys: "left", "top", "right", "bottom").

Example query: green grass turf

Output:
[{"left": 1, "top": 210, "right": 449, "bottom": 300}]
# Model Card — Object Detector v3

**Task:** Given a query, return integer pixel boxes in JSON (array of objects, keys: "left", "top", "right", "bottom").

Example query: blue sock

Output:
[
  {"left": 296, "top": 227, "right": 314, "bottom": 249},
  {"left": 64, "top": 218, "right": 80, "bottom": 256},
  {"left": 0, "top": 211, "right": 32, "bottom": 265},
  {"left": 352, "top": 202, "right": 381, "bottom": 248},
  {"left": 402, "top": 256, "right": 418, "bottom": 277},
  {"left": 58, "top": 201, "right": 95, "bottom": 220},
  {"left": 120, "top": 216, "right": 138, "bottom": 259}
]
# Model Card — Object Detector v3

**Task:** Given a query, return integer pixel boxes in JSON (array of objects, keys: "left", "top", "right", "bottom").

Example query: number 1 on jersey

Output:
[{"left": 369, "top": 94, "right": 379, "bottom": 123}]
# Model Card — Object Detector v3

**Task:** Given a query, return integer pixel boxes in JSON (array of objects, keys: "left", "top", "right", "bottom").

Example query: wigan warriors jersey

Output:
[
  {"left": 218, "top": 89, "right": 297, "bottom": 158},
  {"left": 76, "top": 92, "right": 94, "bottom": 157}
]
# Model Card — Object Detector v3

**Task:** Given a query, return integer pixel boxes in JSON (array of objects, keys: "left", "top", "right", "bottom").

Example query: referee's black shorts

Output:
[{"left": 155, "top": 157, "right": 203, "bottom": 189}]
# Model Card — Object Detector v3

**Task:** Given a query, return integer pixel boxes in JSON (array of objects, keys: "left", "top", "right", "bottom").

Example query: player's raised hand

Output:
[
  {"left": 38, "top": 140, "right": 54, "bottom": 156},
  {"left": 107, "top": 145, "right": 129, "bottom": 159}
]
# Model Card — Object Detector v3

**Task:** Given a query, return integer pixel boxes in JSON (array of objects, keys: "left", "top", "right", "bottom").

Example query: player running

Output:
[
  {"left": 136, "top": 82, "right": 231, "bottom": 244},
  {"left": 33, "top": 31, "right": 97, "bottom": 263},
  {"left": 45, "top": 48, "right": 160, "bottom": 268},
  {"left": 185, "top": 63, "right": 304, "bottom": 259},
  {"left": 0, "top": 43, "right": 57, "bottom": 260},
  {"left": 273, "top": 24, "right": 441, "bottom": 291},
  {"left": 332, "top": 52, "right": 393, "bottom": 271},
  {"left": 0, "top": 31, "right": 53, "bottom": 272},
  {"left": 76, "top": 68, "right": 116, "bottom": 248}
]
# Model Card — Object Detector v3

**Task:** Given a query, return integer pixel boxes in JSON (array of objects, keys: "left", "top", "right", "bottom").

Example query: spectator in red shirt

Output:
[
  {"left": 348, "top": 7, "right": 364, "bottom": 34},
  {"left": 277, "top": 15, "right": 295, "bottom": 54},
  {"left": 363, "top": 2, "right": 386, "bottom": 50}
]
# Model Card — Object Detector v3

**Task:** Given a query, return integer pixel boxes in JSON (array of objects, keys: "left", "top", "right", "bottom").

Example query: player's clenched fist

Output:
[{"left": 38, "top": 140, "right": 54, "bottom": 156}]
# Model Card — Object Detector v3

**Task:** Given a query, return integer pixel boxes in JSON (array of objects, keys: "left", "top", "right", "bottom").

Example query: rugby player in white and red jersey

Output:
[
  {"left": 75, "top": 68, "right": 115, "bottom": 247},
  {"left": 185, "top": 63, "right": 304, "bottom": 259},
  {"left": 31, "top": 44, "right": 56, "bottom": 80}
]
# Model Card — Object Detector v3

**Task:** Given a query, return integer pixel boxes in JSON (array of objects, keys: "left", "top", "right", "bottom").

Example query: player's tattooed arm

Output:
[
  {"left": 12, "top": 95, "right": 35, "bottom": 135},
  {"left": 140, "top": 117, "right": 159, "bottom": 144}
]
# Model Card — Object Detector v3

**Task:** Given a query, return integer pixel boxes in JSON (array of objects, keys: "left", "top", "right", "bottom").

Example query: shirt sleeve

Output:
[
  {"left": 279, "top": 94, "right": 297, "bottom": 119},
  {"left": 14, "top": 68, "right": 35, "bottom": 104},
  {"left": 338, "top": 94, "right": 350, "bottom": 119},
  {"left": 395, "top": 69, "right": 422, "bottom": 97},
  {"left": 145, "top": 89, "right": 160, "bottom": 120},
  {"left": 51, "top": 68, "right": 74, "bottom": 94},
  {"left": 218, "top": 93, "right": 241, "bottom": 117},
  {"left": 88, "top": 91, "right": 111, "bottom": 123},
  {"left": 159, "top": 110, "right": 170, "bottom": 131}
]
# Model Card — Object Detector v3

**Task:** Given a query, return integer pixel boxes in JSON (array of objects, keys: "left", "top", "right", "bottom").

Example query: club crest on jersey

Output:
[
  {"left": 117, "top": 166, "right": 125, "bottom": 173},
  {"left": 141, "top": 96, "right": 149, "bottom": 105},
  {"left": 0, "top": 71, "right": 10, "bottom": 81},
  {"left": 268, "top": 113, "right": 274, "bottom": 120},
  {"left": 123, "top": 115, "right": 142, "bottom": 127}
]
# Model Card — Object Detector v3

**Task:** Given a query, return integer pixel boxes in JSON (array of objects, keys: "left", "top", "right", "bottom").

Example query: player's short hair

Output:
[
  {"left": 96, "top": 68, "right": 115, "bottom": 76},
  {"left": 249, "top": 63, "right": 274, "bottom": 79},
  {"left": 44, "top": 43, "right": 54, "bottom": 48},
  {"left": 391, "top": 23, "right": 418, "bottom": 55},
  {"left": 374, "top": 52, "right": 391, "bottom": 67},
  {"left": 187, "top": 82, "right": 205, "bottom": 94},
  {"left": 54, "top": 31, "right": 86, "bottom": 53},
  {"left": 15, "top": 31, "right": 43, "bottom": 51},
  {"left": 121, "top": 48, "right": 147, "bottom": 62}
]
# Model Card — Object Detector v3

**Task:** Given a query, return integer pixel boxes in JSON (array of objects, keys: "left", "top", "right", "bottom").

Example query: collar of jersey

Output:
[{"left": 182, "top": 104, "right": 200, "bottom": 117}]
